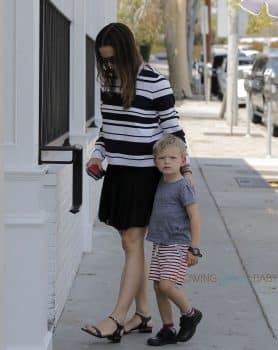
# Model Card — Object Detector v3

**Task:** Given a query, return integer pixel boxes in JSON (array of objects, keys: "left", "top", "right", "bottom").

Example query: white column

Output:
[
  {"left": 0, "top": 1, "right": 7, "bottom": 348},
  {"left": 3, "top": 0, "right": 52, "bottom": 349},
  {"left": 70, "top": 0, "right": 98, "bottom": 252},
  {"left": 70, "top": 0, "right": 86, "bottom": 135},
  {"left": 4, "top": 0, "right": 40, "bottom": 168}
]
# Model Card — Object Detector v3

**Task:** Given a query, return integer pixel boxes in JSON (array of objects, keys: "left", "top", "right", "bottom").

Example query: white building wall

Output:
[
  {"left": 43, "top": 165, "right": 83, "bottom": 325},
  {"left": 0, "top": 1, "right": 7, "bottom": 348},
  {"left": 41, "top": 0, "right": 116, "bottom": 326},
  {"left": 3, "top": 0, "right": 52, "bottom": 349},
  {"left": 2, "top": 0, "right": 117, "bottom": 349},
  {"left": 4, "top": 0, "right": 41, "bottom": 168},
  {"left": 86, "top": 0, "right": 117, "bottom": 123},
  {"left": 51, "top": 0, "right": 74, "bottom": 19}
]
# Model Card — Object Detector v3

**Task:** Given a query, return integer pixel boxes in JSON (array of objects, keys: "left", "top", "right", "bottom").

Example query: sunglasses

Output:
[{"left": 101, "top": 56, "right": 115, "bottom": 66}]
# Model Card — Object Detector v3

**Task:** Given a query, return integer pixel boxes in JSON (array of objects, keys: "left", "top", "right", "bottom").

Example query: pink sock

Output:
[{"left": 163, "top": 323, "right": 174, "bottom": 329}]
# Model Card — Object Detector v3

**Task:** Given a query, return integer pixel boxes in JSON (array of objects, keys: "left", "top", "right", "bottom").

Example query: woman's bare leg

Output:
[
  {"left": 84, "top": 227, "right": 146, "bottom": 335},
  {"left": 124, "top": 256, "right": 153, "bottom": 331},
  {"left": 112, "top": 227, "right": 147, "bottom": 316},
  {"left": 135, "top": 257, "right": 151, "bottom": 315}
]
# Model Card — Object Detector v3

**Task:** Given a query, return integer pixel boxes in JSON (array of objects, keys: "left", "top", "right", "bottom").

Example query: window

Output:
[
  {"left": 252, "top": 56, "right": 268, "bottom": 74},
  {"left": 39, "top": 0, "right": 70, "bottom": 146},
  {"left": 86, "top": 35, "right": 95, "bottom": 126},
  {"left": 268, "top": 58, "right": 278, "bottom": 74}
]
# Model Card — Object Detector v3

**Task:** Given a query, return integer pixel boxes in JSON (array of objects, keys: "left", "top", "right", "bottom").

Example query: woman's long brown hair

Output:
[{"left": 95, "top": 23, "right": 143, "bottom": 109}]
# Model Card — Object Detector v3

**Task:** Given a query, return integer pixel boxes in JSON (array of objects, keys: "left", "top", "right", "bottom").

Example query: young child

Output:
[{"left": 146, "top": 134, "right": 202, "bottom": 346}]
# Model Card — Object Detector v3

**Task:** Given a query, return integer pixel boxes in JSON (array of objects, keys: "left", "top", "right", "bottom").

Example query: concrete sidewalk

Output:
[{"left": 53, "top": 100, "right": 278, "bottom": 350}]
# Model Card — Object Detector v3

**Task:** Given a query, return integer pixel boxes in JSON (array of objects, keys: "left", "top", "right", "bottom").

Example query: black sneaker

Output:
[
  {"left": 147, "top": 328, "right": 177, "bottom": 346},
  {"left": 177, "top": 308, "right": 202, "bottom": 342}
]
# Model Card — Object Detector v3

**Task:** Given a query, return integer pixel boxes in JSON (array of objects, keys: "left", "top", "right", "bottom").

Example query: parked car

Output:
[
  {"left": 248, "top": 53, "right": 278, "bottom": 136},
  {"left": 199, "top": 47, "right": 255, "bottom": 101},
  {"left": 153, "top": 51, "right": 167, "bottom": 61},
  {"left": 198, "top": 46, "right": 227, "bottom": 99},
  {"left": 239, "top": 49, "right": 259, "bottom": 62},
  {"left": 217, "top": 54, "right": 253, "bottom": 105},
  {"left": 149, "top": 51, "right": 169, "bottom": 78}
]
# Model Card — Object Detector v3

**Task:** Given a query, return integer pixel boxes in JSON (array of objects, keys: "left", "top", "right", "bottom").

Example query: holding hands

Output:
[
  {"left": 187, "top": 246, "right": 202, "bottom": 267},
  {"left": 187, "top": 252, "right": 199, "bottom": 267}
]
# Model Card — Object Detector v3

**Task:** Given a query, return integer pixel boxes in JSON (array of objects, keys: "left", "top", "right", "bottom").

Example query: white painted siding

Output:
[
  {"left": 42, "top": 0, "right": 116, "bottom": 325},
  {"left": 44, "top": 159, "right": 102, "bottom": 325},
  {"left": 51, "top": 0, "right": 74, "bottom": 20},
  {"left": 2, "top": 0, "right": 117, "bottom": 347},
  {"left": 43, "top": 165, "right": 82, "bottom": 324},
  {"left": 0, "top": 1, "right": 6, "bottom": 347}
]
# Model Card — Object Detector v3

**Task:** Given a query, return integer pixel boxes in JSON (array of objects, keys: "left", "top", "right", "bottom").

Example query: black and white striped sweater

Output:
[{"left": 92, "top": 64, "right": 187, "bottom": 167}]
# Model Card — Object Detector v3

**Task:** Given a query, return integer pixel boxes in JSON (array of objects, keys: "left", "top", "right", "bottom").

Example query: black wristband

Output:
[{"left": 188, "top": 246, "right": 202, "bottom": 257}]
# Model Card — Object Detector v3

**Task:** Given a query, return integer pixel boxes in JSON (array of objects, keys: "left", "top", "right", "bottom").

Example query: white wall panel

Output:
[
  {"left": 1, "top": 0, "right": 117, "bottom": 347},
  {"left": 0, "top": 0, "right": 6, "bottom": 347},
  {"left": 86, "top": 0, "right": 117, "bottom": 39},
  {"left": 51, "top": 0, "right": 74, "bottom": 20},
  {"left": 4, "top": 0, "right": 40, "bottom": 168},
  {"left": 42, "top": 165, "right": 83, "bottom": 325},
  {"left": 3, "top": 0, "right": 16, "bottom": 145}
]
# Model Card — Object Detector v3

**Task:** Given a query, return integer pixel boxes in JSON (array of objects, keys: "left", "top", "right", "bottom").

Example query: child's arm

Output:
[{"left": 185, "top": 202, "right": 201, "bottom": 267}]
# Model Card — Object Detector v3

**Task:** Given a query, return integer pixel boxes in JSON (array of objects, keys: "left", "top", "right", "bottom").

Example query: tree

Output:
[
  {"left": 161, "top": 0, "right": 192, "bottom": 99},
  {"left": 187, "top": 0, "right": 201, "bottom": 81},
  {"left": 246, "top": 4, "right": 275, "bottom": 35},
  {"left": 231, "top": 0, "right": 276, "bottom": 35},
  {"left": 118, "top": 0, "right": 162, "bottom": 61}
]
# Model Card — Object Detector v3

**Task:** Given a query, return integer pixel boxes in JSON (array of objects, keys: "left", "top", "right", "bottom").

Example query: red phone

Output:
[{"left": 86, "top": 164, "right": 106, "bottom": 180}]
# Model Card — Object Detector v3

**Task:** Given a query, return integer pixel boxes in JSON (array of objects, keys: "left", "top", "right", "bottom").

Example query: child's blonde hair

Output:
[{"left": 153, "top": 134, "right": 187, "bottom": 158}]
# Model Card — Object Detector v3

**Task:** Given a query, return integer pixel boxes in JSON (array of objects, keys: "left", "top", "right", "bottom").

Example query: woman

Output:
[{"left": 81, "top": 22, "right": 192, "bottom": 343}]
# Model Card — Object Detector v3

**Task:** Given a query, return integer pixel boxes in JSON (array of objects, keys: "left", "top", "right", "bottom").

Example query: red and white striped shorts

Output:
[{"left": 149, "top": 244, "right": 189, "bottom": 286}]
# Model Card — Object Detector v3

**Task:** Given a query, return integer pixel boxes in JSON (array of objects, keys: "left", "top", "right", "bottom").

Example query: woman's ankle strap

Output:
[
  {"left": 135, "top": 312, "right": 152, "bottom": 323},
  {"left": 108, "top": 315, "right": 123, "bottom": 328}
]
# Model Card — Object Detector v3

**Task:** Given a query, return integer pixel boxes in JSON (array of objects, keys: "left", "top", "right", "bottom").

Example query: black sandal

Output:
[
  {"left": 81, "top": 315, "right": 124, "bottom": 343},
  {"left": 124, "top": 312, "right": 152, "bottom": 334}
]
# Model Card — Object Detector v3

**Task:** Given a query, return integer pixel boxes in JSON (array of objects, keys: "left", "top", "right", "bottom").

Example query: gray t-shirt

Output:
[{"left": 146, "top": 177, "right": 196, "bottom": 245}]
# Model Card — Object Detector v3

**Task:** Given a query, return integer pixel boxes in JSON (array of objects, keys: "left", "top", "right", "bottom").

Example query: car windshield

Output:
[
  {"left": 239, "top": 58, "right": 252, "bottom": 65},
  {"left": 269, "top": 57, "right": 278, "bottom": 73}
]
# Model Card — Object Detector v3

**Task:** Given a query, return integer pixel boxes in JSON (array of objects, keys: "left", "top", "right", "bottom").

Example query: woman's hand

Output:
[
  {"left": 86, "top": 157, "right": 103, "bottom": 170},
  {"left": 184, "top": 172, "right": 194, "bottom": 186}
]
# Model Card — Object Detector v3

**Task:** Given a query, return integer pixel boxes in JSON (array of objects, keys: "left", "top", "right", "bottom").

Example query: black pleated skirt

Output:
[{"left": 98, "top": 165, "right": 161, "bottom": 231}]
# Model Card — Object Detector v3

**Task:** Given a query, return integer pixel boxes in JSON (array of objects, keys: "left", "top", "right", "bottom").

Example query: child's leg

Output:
[
  {"left": 153, "top": 281, "right": 173, "bottom": 324},
  {"left": 157, "top": 279, "right": 192, "bottom": 313},
  {"left": 148, "top": 245, "right": 202, "bottom": 345},
  {"left": 147, "top": 281, "right": 178, "bottom": 346},
  {"left": 157, "top": 279, "right": 202, "bottom": 343}
]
